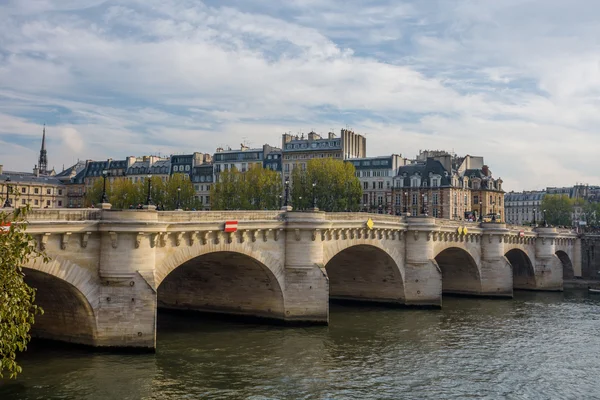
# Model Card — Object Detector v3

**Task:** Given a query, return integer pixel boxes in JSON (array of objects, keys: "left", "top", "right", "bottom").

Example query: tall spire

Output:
[{"left": 38, "top": 124, "right": 48, "bottom": 175}]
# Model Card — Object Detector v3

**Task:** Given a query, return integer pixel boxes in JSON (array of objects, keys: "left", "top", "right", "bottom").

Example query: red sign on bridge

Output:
[
  {"left": 0, "top": 222, "right": 11, "bottom": 233},
  {"left": 224, "top": 221, "right": 238, "bottom": 233}
]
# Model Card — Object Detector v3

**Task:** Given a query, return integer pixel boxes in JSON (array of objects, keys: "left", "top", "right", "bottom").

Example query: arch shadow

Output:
[
  {"left": 157, "top": 251, "right": 285, "bottom": 321},
  {"left": 556, "top": 250, "right": 574, "bottom": 280},
  {"left": 324, "top": 244, "right": 405, "bottom": 305},
  {"left": 23, "top": 268, "right": 98, "bottom": 346},
  {"left": 505, "top": 249, "right": 536, "bottom": 290},
  {"left": 434, "top": 247, "right": 482, "bottom": 296}
]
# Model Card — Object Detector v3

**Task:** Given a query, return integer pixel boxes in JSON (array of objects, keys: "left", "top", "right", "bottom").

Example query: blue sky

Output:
[{"left": 1, "top": 0, "right": 599, "bottom": 191}]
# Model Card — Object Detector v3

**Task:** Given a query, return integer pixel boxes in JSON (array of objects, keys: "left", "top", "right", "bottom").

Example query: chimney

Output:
[
  {"left": 328, "top": 131, "right": 335, "bottom": 139},
  {"left": 0, "top": 164, "right": 3, "bottom": 175},
  {"left": 482, "top": 165, "right": 489, "bottom": 176}
]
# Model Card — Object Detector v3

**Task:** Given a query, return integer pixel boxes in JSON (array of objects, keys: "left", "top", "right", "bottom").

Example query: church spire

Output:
[{"left": 38, "top": 124, "right": 48, "bottom": 175}]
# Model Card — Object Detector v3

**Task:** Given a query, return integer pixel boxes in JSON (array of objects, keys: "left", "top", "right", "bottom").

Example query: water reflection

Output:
[{"left": 2, "top": 290, "right": 600, "bottom": 399}]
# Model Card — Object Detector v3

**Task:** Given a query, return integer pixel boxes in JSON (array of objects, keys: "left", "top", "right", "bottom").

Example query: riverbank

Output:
[{"left": 564, "top": 278, "right": 600, "bottom": 289}]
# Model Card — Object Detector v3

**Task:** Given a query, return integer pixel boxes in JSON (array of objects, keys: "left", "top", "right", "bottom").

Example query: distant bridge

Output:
[{"left": 19, "top": 209, "right": 579, "bottom": 351}]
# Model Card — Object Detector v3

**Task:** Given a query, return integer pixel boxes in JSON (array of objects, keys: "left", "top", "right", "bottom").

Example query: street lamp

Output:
[
  {"left": 279, "top": 194, "right": 282, "bottom": 208},
  {"left": 284, "top": 177, "right": 290, "bottom": 207},
  {"left": 491, "top": 201, "right": 496, "bottom": 222},
  {"left": 312, "top": 182, "right": 317, "bottom": 209},
  {"left": 421, "top": 193, "right": 426, "bottom": 216},
  {"left": 403, "top": 191, "right": 408, "bottom": 215},
  {"left": 100, "top": 170, "right": 109, "bottom": 204},
  {"left": 532, "top": 208, "right": 537, "bottom": 226},
  {"left": 299, "top": 196, "right": 303, "bottom": 211},
  {"left": 543, "top": 209, "right": 548, "bottom": 227},
  {"left": 146, "top": 175, "right": 153, "bottom": 206},
  {"left": 3, "top": 177, "right": 11, "bottom": 208},
  {"left": 176, "top": 186, "right": 181, "bottom": 210}
]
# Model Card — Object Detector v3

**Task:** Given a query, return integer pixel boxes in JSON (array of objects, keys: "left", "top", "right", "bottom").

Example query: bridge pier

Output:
[
  {"left": 283, "top": 212, "right": 329, "bottom": 324},
  {"left": 534, "top": 228, "right": 563, "bottom": 291},
  {"left": 404, "top": 218, "right": 442, "bottom": 307},
  {"left": 480, "top": 223, "right": 513, "bottom": 298},
  {"left": 96, "top": 210, "right": 159, "bottom": 350}
]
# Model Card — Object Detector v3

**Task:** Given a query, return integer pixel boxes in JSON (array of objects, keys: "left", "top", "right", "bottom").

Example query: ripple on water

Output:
[{"left": 2, "top": 290, "right": 600, "bottom": 399}]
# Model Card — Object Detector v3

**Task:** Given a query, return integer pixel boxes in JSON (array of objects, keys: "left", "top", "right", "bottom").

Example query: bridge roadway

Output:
[{"left": 18, "top": 208, "right": 580, "bottom": 351}]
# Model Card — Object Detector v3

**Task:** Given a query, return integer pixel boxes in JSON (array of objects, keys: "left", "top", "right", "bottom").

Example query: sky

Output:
[{"left": 1, "top": 0, "right": 599, "bottom": 191}]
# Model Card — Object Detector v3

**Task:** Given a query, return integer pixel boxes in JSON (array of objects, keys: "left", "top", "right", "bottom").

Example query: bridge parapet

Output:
[
  {"left": 20, "top": 208, "right": 101, "bottom": 221},
  {"left": 157, "top": 210, "right": 285, "bottom": 223}
]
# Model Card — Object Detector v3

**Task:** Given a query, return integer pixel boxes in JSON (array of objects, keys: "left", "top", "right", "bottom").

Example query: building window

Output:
[
  {"left": 34, "top": 199, "right": 39, "bottom": 205},
  {"left": 58, "top": 189, "right": 63, "bottom": 195},
  {"left": 412, "top": 194, "right": 417, "bottom": 205},
  {"left": 372, "top": 182, "right": 376, "bottom": 189},
  {"left": 433, "top": 193, "right": 439, "bottom": 205},
  {"left": 433, "top": 208, "right": 439, "bottom": 218},
  {"left": 46, "top": 189, "right": 51, "bottom": 195},
  {"left": 431, "top": 178, "right": 439, "bottom": 187},
  {"left": 21, "top": 199, "right": 26, "bottom": 205},
  {"left": 46, "top": 200, "right": 51, "bottom": 206},
  {"left": 378, "top": 182, "right": 383, "bottom": 189},
  {"left": 363, "top": 182, "right": 368, "bottom": 190},
  {"left": 474, "top": 195, "right": 479, "bottom": 205},
  {"left": 378, "top": 196, "right": 383, "bottom": 205},
  {"left": 21, "top": 187, "right": 26, "bottom": 194},
  {"left": 58, "top": 201, "right": 62, "bottom": 207},
  {"left": 34, "top": 188, "right": 39, "bottom": 194}
]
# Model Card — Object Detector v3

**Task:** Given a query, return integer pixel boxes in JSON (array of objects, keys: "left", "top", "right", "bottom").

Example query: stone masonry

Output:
[{"left": 18, "top": 208, "right": 579, "bottom": 351}]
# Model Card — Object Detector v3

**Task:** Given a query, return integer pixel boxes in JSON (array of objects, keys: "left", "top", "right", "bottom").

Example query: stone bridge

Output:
[{"left": 18, "top": 209, "right": 580, "bottom": 351}]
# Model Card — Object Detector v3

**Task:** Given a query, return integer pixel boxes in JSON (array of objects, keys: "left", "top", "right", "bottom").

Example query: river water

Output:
[{"left": 2, "top": 290, "right": 600, "bottom": 400}]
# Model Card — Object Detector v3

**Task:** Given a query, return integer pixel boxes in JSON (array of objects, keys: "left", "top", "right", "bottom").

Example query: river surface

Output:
[{"left": 2, "top": 290, "right": 600, "bottom": 399}]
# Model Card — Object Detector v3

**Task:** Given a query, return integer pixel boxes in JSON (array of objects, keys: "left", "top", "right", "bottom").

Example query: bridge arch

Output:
[
  {"left": 22, "top": 256, "right": 99, "bottom": 346},
  {"left": 505, "top": 249, "right": 536, "bottom": 289},
  {"left": 434, "top": 247, "right": 482, "bottom": 295},
  {"left": 556, "top": 250, "right": 574, "bottom": 280},
  {"left": 323, "top": 244, "right": 405, "bottom": 304},
  {"left": 156, "top": 246, "right": 285, "bottom": 320}
]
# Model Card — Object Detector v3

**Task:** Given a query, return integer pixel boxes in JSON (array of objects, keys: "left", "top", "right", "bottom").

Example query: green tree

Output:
[
  {"left": 0, "top": 207, "right": 45, "bottom": 378},
  {"left": 541, "top": 194, "right": 573, "bottom": 226},
  {"left": 291, "top": 158, "right": 362, "bottom": 212},
  {"left": 163, "top": 173, "right": 196, "bottom": 210},
  {"left": 211, "top": 166, "right": 282, "bottom": 210},
  {"left": 109, "top": 177, "right": 143, "bottom": 209},
  {"left": 84, "top": 178, "right": 105, "bottom": 207}
]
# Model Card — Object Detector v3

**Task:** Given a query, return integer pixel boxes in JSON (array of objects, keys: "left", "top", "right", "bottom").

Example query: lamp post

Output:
[
  {"left": 491, "top": 201, "right": 496, "bottom": 222},
  {"left": 146, "top": 175, "right": 153, "bottom": 206},
  {"left": 403, "top": 191, "right": 408, "bottom": 215},
  {"left": 299, "top": 196, "right": 303, "bottom": 211},
  {"left": 3, "top": 177, "right": 11, "bottom": 208},
  {"left": 100, "top": 170, "right": 109, "bottom": 204},
  {"left": 363, "top": 203, "right": 367, "bottom": 212},
  {"left": 421, "top": 193, "right": 425, "bottom": 216},
  {"left": 543, "top": 209, "right": 548, "bottom": 227},
  {"left": 284, "top": 177, "right": 290, "bottom": 207},
  {"left": 312, "top": 182, "right": 317, "bottom": 210},
  {"left": 176, "top": 186, "right": 181, "bottom": 210},
  {"left": 532, "top": 208, "right": 537, "bottom": 226},
  {"left": 278, "top": 194, "right": 282, "bottom": 208}
]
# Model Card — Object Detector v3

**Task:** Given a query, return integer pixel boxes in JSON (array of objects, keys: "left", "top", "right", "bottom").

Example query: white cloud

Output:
[{"left": 0, "top": 0, "right": 599, "bottom": 191}]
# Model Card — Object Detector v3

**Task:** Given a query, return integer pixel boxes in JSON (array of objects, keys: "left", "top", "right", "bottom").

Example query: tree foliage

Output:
[
  {"left": 541, "top": 194, "right": 573, "bottom": 226},
  {"left": 0, "top": 207, "right": 45, "bottom": 379},
  {"left": 211, "top": 166, "right": 282, "bottom": 210},
  {"left": 84, "top": 174, "right": 198, "bottom": 210},
  {"left": 290, "top": 158, "right": 362, "bottom": 212}
]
